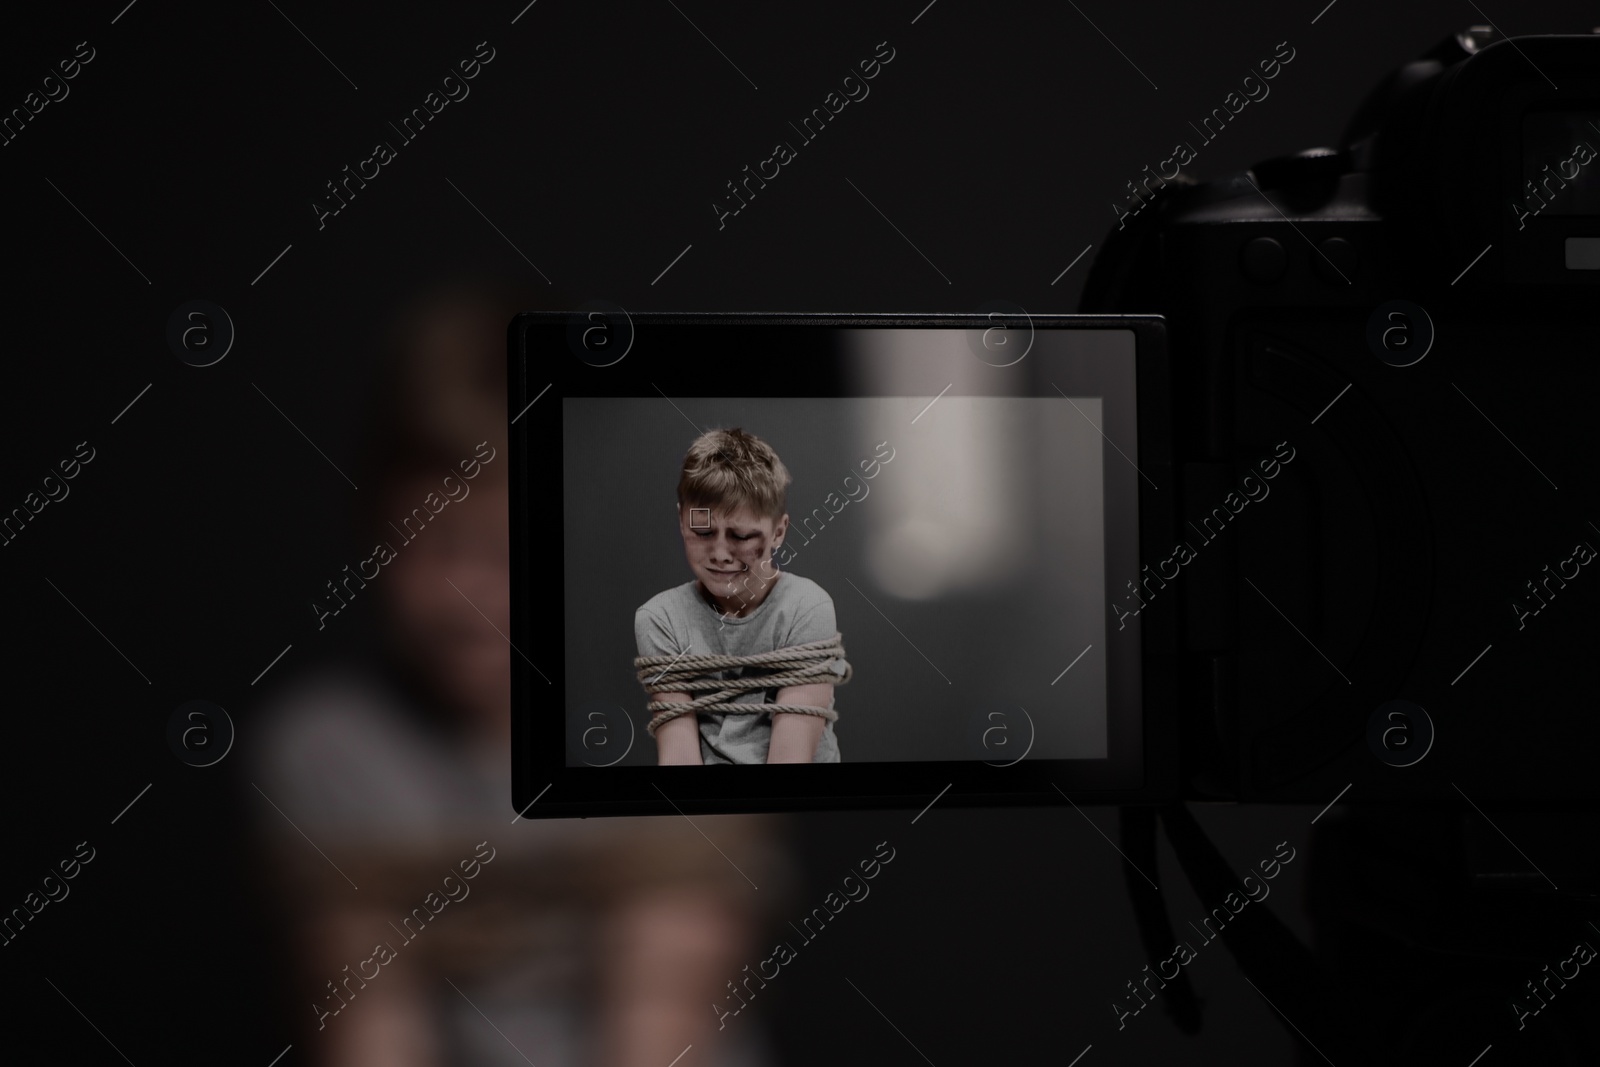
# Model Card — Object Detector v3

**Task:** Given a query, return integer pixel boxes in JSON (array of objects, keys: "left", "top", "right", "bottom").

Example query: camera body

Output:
[{"left": 1083, "top": 30, "right": 1600, "bottom": 803}]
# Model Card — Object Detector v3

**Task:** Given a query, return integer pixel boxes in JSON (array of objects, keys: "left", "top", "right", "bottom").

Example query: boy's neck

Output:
[{"left": 701, "top": 568, "right": 780, "bottom": 618}]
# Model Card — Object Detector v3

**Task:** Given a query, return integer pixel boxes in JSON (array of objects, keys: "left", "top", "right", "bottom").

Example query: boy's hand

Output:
[
  {"left": 768, "top": 684, "right": 832, "bottom": 763},
  {"left": 653, "top": 694, "right": 704, "bottom": 765}
]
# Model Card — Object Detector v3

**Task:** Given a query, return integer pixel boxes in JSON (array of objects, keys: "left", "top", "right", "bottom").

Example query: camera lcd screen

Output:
[{"left": 509, "top": 314, "right": 1173, "bottom": 817}]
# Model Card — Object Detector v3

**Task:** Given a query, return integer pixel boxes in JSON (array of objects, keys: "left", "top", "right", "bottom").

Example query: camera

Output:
[
  {"left": 1082, "top": 26, "right": 1600, "bottom": 805},
  {"left": 1077, "top": 28, "right": 1600, "bottom": 1064}
]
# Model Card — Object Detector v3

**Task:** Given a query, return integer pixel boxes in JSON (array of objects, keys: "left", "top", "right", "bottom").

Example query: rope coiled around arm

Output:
[{"left": 635, "top": 633, "right": 851, "bottom": 737}]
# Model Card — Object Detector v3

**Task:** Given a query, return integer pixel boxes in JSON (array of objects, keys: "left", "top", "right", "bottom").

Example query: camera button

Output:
[{"left": 1240, "top": 237, "right": 1287, "bottom": 284}]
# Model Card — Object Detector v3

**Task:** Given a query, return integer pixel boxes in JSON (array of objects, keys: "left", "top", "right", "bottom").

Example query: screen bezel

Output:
[{"left": 509, "top": 312, "right": 1176, "bottom": 818}]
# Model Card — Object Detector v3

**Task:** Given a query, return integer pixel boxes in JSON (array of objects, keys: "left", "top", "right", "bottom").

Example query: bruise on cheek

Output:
[{"left": 726, "top": 535, "right": 766, "bottom": 572}]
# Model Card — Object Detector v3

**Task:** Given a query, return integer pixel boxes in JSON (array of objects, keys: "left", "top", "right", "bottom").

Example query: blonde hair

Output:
[{"left": 678, "top": 428, "right": 791, "bottom": 521}]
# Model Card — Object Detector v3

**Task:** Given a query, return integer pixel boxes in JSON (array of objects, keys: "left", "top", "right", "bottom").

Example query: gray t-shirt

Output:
[{"left": 635, "top": 571, "right": 846, "bottom": 764}]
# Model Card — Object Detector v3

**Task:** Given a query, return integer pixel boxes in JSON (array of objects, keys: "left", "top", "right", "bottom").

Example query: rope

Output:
[{"left": 635, "top": 633, "right": 851, "bottom": 737}]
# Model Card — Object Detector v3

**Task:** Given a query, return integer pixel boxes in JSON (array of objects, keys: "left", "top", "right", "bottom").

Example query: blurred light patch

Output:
[{"left": 849, "top": 330, "right": 1032, "bottom": 600}]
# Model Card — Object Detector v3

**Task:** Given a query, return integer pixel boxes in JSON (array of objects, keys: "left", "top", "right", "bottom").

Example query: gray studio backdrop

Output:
[{"left": 562, "top": 394, "right": 1106, "bottom": 764}]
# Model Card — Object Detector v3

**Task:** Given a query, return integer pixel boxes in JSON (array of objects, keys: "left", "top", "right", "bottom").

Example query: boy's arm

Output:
[
  {"left": 652, "top": 694, "right": 704, "bottom": 765},
  {"left": 768, "top": 591, "right": 846, "bottom": 763},
  {"left": 768, "top": 684, "right": 831, "bottom": 763},
  {"left": 636, "top": 604, "right": 704, "bottom": 765}
]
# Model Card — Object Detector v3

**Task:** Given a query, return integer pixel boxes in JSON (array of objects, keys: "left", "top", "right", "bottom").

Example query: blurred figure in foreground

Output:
[{"left": 249, "top": 283, "right": 790, "bottom": 1067}]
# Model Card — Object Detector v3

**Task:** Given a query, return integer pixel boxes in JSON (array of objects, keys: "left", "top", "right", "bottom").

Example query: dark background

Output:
[{"left": 4, "top": 1, "right": 1596, "bottom": 1064}]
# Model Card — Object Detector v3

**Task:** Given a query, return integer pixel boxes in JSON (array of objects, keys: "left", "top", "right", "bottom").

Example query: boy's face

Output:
[{"left": 678, "top": 502, "right": 788, "bottom": 601}]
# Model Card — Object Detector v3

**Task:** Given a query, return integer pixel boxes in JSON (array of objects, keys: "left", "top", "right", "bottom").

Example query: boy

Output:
[{"left": 635, "top": 427, "right": 848, "bottom": 765}]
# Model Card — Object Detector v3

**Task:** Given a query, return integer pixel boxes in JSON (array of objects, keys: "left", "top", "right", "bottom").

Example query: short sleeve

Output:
[
  {"left": 786, "top": 595, "right": 837, "bottom": 646},
  {"left": 634, "top": 603, "right": 685, "bottom": 660},
  {"left": 786, "top": 584, "right": 848, "bottom": 679}
]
